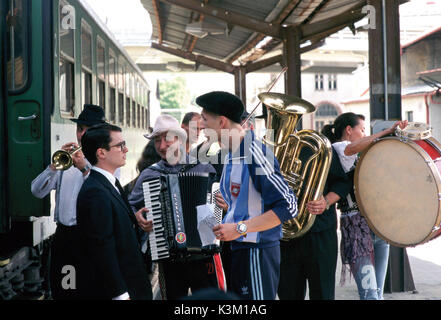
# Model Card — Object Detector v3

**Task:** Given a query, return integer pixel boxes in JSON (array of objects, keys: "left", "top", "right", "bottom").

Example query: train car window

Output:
[
  {"left": 126, "top": 97, "right": 131, "bottom": 127},
  {"left": 81, "top": 20, "right": 92, "bottom": 105},
  {"left": 109, "top": 88, "right": 116, "bottom": 123},
  {"left": 130, "top": 74, "right": 135, "bottom": 99},
  {"left": 132, "top": 100, "right": 136, "bottom": 127},
  {"left": 132, "top": 100, "right": 136, "bottom": 128},
  {"left": 109, "top": 51, "right": 116, "bottom": 88},
  {"left": 118, "top": 93, "right": 124, "bottom": 125},
  {"left": 109, "top": 50, "right": 116, "bottom": 123},
  {"left": 118, "top": 62, "right": 124, "bottom": 125},
  {"left": 6, "top": 0, "right": 29, "bottom": 92},
  {"left": 125, "top": 72, "right": 130, "bottom": 97},
  {"left": 97, "top": 36, "right": 105, "bottom": 110},
  {"left": 145, "top": 107, "right": 149, "bottom": 129},
  {"left": 59, "top": 0, "right": 75, "bottom": 115},
  {"left": 118, "top": 60, "right": 124, "bottom": 92},
  {"left": 137, "top": 104, "right": 141, "bottom": 128}
]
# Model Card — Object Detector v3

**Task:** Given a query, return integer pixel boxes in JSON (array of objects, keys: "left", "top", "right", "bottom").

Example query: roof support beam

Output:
[
  {"left": 243, "top": 38, "right": 325, "bottom": 73},
  {"left": 245, "top": 55, "right": 283, "bottom": 73},
  {"left": 283, "top": 26, "right": 302, "bottom": 98},
  {"left": 227, "top": 0, "right": 302, "bottom": 64},
  {"left": 158, "top": 0, "right": 282, "bottom": 38},
  {"left": 300, "top": 3, "right": 367, "bottom": 41},
  {"left": 151, "top": 42, "right": 235, "bottom": 73},
  {"left": 368, "top": 0, "right": 403, "bottom": 122},
  {"left": 152, "top": 0, "right": 163, "bottom": 44}
]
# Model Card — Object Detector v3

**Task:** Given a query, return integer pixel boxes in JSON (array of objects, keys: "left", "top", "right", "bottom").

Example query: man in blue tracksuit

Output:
[{"left": 196, "top": 91, "right": 298, "bottom": 300}]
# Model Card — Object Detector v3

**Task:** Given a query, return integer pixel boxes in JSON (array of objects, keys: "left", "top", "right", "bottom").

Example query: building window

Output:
[
  {"left": 328, "top": 74, "right": 337, "bottom": 91},
  {"left": 315, "top": 102, "right": 339, "bottom": 131},
  {"left": 315, "top": 121, "right": 325, "bottom": 132},
  {"left": 315, "top": 74, "right": 324, "bottom": 91},
  {"left": 406, "top": 111, "right": 414, "bottom": 122}
]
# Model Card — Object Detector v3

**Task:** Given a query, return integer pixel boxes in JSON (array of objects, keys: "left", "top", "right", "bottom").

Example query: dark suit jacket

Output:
[{"left": 76, "top": 169, "right": 152, "bottom": 300}]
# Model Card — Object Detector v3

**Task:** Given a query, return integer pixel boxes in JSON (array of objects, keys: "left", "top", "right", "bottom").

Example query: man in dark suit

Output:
[{"left": 76, "top": 123, "right": 152, "bottom": 300}]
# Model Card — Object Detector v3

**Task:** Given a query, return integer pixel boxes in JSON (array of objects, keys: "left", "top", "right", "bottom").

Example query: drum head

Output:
[{"left": 355, "top": 138, "right": 441, "bottom": 247}]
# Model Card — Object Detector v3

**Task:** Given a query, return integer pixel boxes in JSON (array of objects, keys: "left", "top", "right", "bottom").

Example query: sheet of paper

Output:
[{"left": 197, "top": 204, "right": 220, "bottom": 247}]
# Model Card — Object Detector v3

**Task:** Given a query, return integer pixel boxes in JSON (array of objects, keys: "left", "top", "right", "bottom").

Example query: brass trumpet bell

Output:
[
  {"left": 52, "top": 146, "right": 82, "bottom": 170},
  {"left": 258, "top": 92, "right": 332, "bottom": 239}
]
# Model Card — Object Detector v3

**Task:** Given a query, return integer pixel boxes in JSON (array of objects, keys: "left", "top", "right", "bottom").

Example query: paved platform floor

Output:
[{"left": 334, "top": 233, "right": 441, "bottom": 300}]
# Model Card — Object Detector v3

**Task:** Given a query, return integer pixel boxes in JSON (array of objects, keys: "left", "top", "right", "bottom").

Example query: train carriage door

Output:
[
  {"left": 0, "top": 0, "right": 9, "bottom": 232},
  {"left": 5, "top": 0, "right": 50, "bottom": 221}
]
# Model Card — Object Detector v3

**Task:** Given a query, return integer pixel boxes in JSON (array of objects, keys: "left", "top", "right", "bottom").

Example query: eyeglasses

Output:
[{"left": 109, "top": 140, "right": 127, "bottom": 151}]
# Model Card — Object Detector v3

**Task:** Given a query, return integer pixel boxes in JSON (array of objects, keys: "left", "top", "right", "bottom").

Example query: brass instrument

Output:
[
  {"left": 258, "top": 92, "right": 332, "bottom": 239},
  {"left": 52, "top": 146, "right": 82, "bottom": 170}
]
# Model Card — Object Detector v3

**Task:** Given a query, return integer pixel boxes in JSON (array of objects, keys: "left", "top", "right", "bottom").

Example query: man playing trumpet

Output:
[{"left": 31, "top": 104, "right": 106, "bottom": 300}]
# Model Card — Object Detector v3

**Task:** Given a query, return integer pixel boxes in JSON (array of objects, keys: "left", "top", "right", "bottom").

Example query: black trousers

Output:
[
  {"left": 50, "top": 224, "right": 81, "bottom": 300},
  {"left": 159, "top": 256, "right": 220, "bottom": 300},
  {"left": 278, "top": 228, "right": 338, "bottom": 300}
]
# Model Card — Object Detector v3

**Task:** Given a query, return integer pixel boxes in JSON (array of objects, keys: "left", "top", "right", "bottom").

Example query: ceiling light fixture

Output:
[{"left": 185, "top": 20, "right": 226, "bottom": 38}]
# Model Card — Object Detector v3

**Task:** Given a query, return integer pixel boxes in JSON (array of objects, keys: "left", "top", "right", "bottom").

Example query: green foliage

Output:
[{"left": 158, "top": 77, "right": 191, "bottom": 110}]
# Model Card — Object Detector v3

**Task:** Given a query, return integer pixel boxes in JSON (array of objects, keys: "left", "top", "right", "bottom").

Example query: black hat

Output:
[
  {"left": 70, "top": 104, "right": 106, "bottom": 126},
  {"left": 196, "top": 91, "right": 244, "bottom": 124}
]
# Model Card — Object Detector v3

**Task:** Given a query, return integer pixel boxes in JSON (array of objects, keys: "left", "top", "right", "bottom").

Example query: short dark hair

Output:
[
  {"left": 81, "top": 123, "right": 122, "bottom": 165},
  {"left": 181, "top": 112, "right": 200, "bottom": 126}
]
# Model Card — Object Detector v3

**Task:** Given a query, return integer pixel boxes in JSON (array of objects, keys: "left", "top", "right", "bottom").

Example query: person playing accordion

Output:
[{"left": 128, "top": 114, "right": 226, "bottom": 300}]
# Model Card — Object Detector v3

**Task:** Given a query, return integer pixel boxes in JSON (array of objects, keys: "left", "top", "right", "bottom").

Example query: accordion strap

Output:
[{"left": 147, "top": 162, "right": 200, "bottom": 175}]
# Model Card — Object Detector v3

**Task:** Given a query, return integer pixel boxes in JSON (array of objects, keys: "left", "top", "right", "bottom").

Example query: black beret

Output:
[{"left": 196, "top": 91, "right": 244, "bottom": 124}]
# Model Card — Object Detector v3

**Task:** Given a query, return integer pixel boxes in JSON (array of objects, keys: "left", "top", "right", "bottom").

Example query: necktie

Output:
[
  {"left": 115, "top": 178, "right": 131, "bottom": 210},
  {"left": 115, "top": 178, "right": 139, "bottom": 235}
]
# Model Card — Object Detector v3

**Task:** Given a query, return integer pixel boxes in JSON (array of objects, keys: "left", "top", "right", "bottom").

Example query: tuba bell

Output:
[
  {"left": 258, "top": 92, "right": 332, "bottom": 239},
  {"left": 52, "top": 146, "right": 82, "bottom": 170}
]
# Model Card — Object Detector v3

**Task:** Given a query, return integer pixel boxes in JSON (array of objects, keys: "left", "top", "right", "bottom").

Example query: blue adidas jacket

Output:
[{"left": 220, "top": 130, "right": 298, "bottom": 249}]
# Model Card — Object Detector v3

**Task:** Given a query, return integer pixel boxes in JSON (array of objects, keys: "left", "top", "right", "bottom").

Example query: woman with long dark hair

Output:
[{"left": 321, "top": 113, "right": 407, "bottom": 300}]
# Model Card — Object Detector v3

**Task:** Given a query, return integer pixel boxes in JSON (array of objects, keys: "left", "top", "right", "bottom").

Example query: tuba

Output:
[{"left": 258, "top": 93, "right": 332, "bottom": 239}]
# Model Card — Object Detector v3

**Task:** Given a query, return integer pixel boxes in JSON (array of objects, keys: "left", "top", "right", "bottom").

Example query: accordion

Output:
[{"left": 142, "top": 172, "right": 222, "bottom": 261}]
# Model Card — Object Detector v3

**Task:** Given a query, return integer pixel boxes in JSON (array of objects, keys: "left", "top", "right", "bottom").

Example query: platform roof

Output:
[{"left": 140, "top": 0, "right": 371, "bottom": 72}]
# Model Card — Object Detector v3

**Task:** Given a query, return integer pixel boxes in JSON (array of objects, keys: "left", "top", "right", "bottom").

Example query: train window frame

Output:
[
  {"left": 6, "top": 0, "right": 31, "bottom": 94},
  {"left": 96, "top": 35, "right": 106, "bottom": 110},
  {"left": 81, "top": 20, "right": 92, "bottom": 106},
  {"left": 118, "top": 61, "right": 125, "bottom": 125},
  {"left": 59, "top": 0, "right": 76, "bottom": 118},
  {"left": 109, "top": 49, "right": 117, "bottom": 123},
  {"left": 131, "top": 100, "right": 136, "bottom": 127},
  {"left": 126, "top": 97, "right": 131, "bottom": 127}
]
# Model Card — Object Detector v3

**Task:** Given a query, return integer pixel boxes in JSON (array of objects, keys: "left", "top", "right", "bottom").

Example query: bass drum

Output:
[{"left": 354, "top": 134, "right": 441, "bottom": 247}]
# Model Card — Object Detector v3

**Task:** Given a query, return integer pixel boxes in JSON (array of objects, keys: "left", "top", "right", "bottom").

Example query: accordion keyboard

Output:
[{"left": 142, "top": 178, "right": 170, "bottom": 261}]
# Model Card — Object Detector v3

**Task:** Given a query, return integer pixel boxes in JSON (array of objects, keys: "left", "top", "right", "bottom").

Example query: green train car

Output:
[{"left": 0, "top": 0, "right": 151, "bottom": 299}]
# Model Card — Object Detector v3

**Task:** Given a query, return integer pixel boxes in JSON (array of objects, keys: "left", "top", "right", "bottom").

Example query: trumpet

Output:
[{"left": 52, "top": 145, "right": 82, "bottom": 170}]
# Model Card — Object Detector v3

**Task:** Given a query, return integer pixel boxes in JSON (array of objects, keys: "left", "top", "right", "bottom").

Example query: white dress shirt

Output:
[{"left": 31, "top": 164, "right": 89, "bottom": 226}]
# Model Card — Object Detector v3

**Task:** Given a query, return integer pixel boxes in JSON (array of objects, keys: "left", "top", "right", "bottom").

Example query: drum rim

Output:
[{"left": 354, "top": 136, "right": 441, "bottom": 247}]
